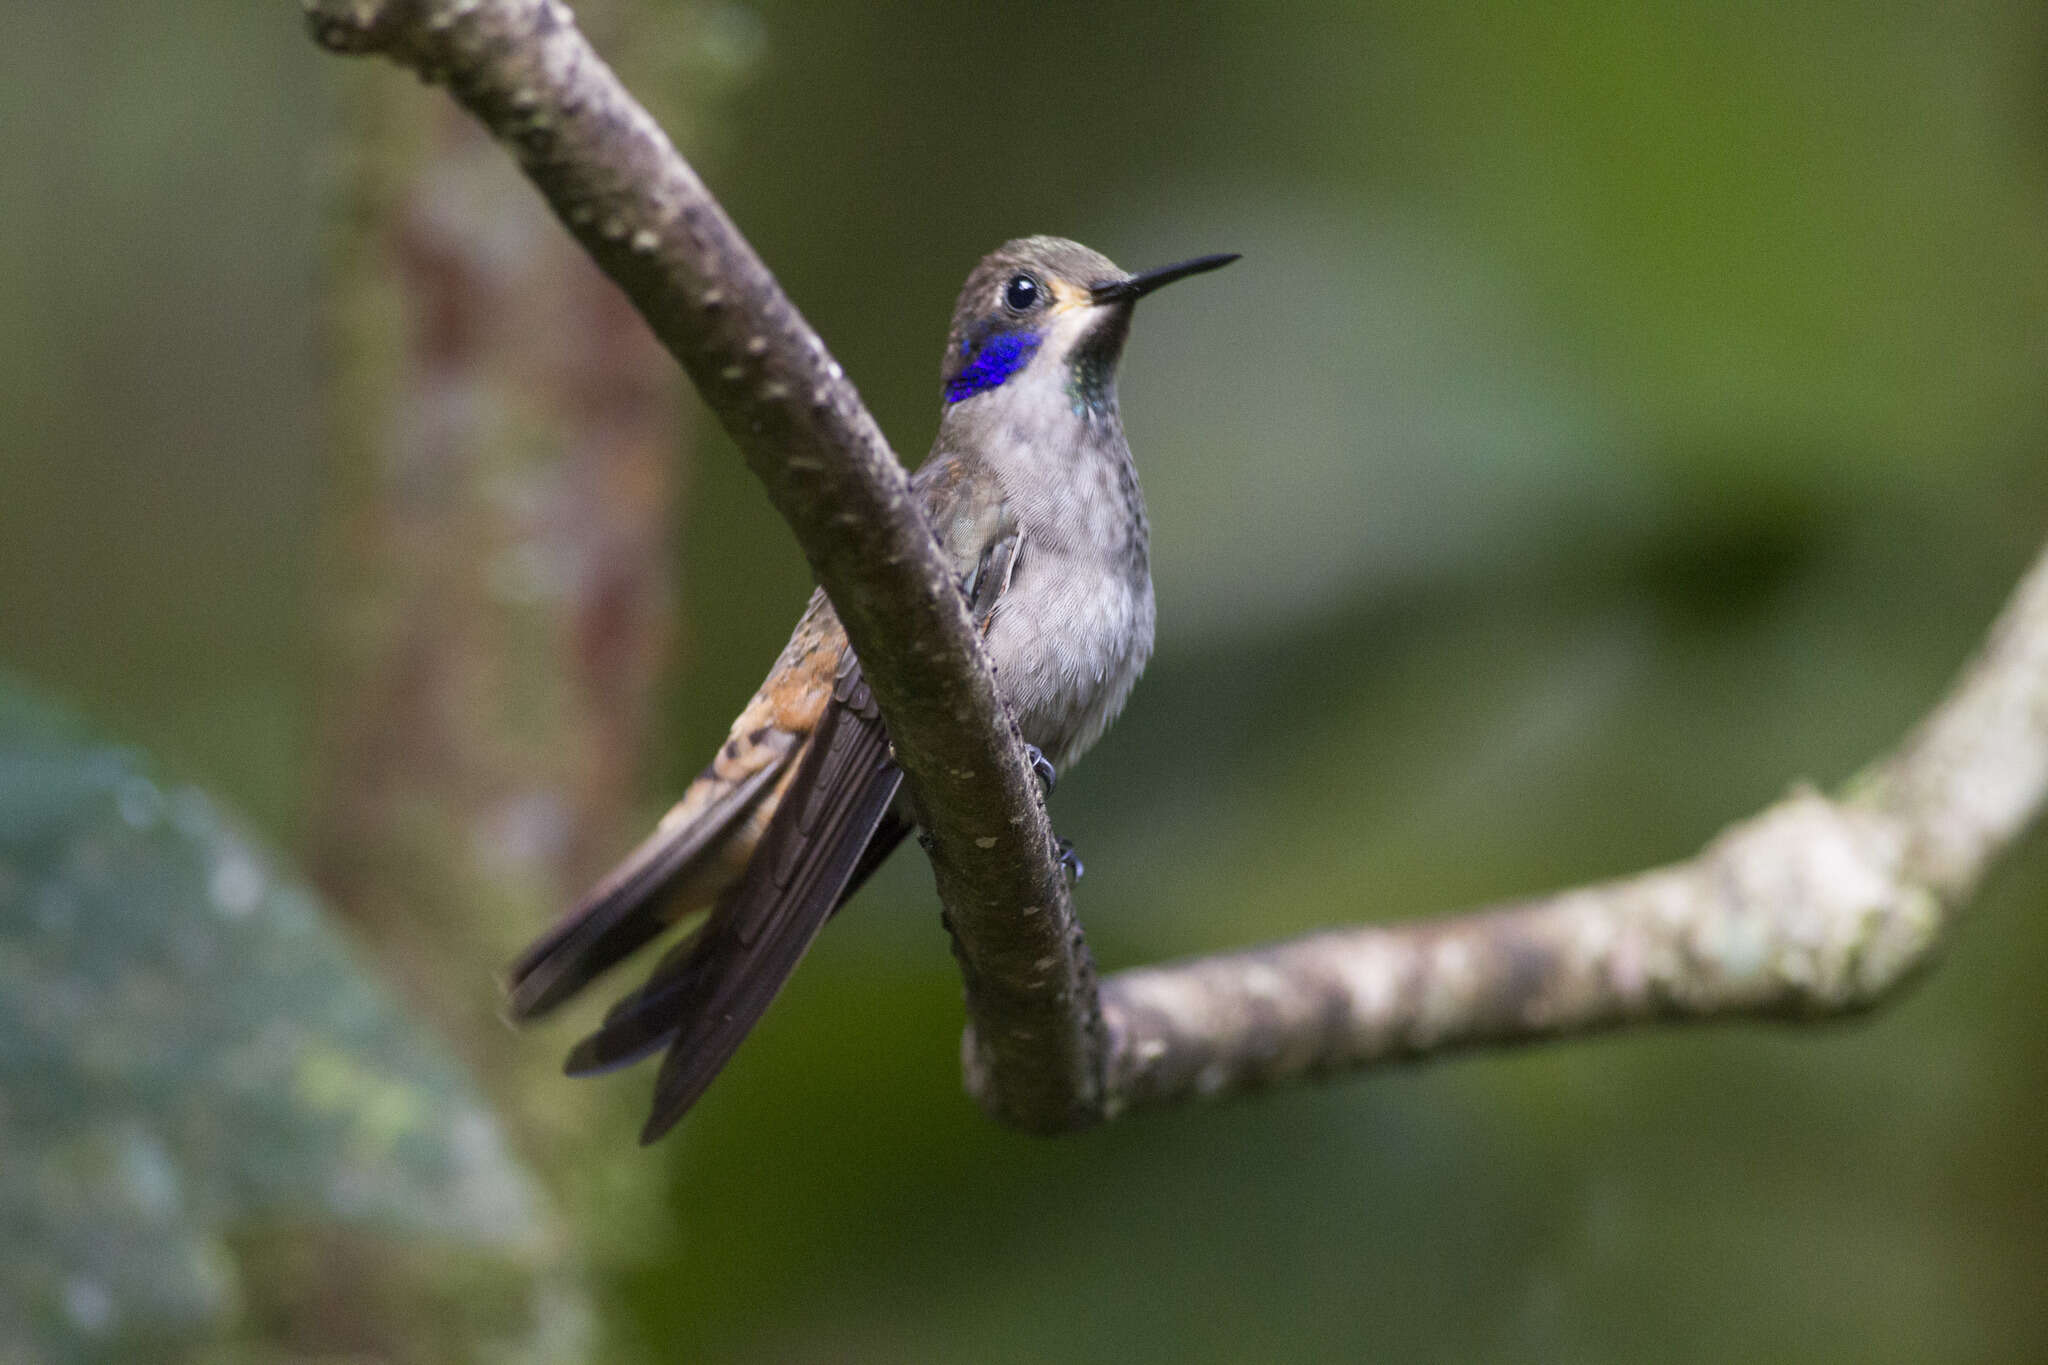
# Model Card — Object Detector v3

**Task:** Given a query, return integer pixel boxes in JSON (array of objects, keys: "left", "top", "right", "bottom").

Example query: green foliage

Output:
[{"left": 0, "top": 677, "right": 586, "bottom": 1363}]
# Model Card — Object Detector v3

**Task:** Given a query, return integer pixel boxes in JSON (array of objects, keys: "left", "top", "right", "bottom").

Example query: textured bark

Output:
[
  {"left": 1098, "top": 543, "right": 2048, "bottom": 1112},
  {"left": 304, "top": 0, "right": 1102, "bottom": 1131},
  {"left": 302, "top": 0, "right": 2048, "bottom": 1131}
]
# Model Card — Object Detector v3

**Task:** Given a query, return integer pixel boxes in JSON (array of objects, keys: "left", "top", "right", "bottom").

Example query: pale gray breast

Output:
[
  {"left": 981, "top": 420, "right": 1155, "bottom": 772},
  {"left": 919, "top": 373, "right": 1157, "bottom": 772}
]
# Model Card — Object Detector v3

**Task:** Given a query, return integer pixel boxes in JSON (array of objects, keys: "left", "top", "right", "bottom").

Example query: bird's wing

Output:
[
  {"left": 504, "top": 593, "right": 849, "bottom": 1020},
  {"left": 566, "top": 650, "right": 905, "bottom": 1143},
  {"left": 523, "top": 451, "right": 1017, "bottom": 1139}
]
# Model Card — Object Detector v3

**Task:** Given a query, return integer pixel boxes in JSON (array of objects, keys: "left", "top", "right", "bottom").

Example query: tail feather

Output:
[
  {"left": 565, "top": 660, "right": 904, "bottom": 1142},
  {"left": 504, "top": 735, "right": 798, "bottom": 1020}
]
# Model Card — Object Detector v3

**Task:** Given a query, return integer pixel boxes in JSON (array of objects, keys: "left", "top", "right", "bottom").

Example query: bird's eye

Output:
[{"left": 1003, "top": 274, "right": 1041, "bottom": 312}]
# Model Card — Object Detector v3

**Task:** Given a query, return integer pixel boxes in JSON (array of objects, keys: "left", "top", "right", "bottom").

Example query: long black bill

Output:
[{"left": 1090, "top": 252, "right": 1240, "bottom": 305}]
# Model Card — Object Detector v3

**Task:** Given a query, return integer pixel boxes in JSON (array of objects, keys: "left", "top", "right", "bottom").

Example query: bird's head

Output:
[{"left": 939, "top": 236, "right": 1237, "bottom": 418}]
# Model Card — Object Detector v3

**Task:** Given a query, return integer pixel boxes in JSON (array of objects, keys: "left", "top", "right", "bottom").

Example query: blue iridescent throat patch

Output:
[{"left": 944, "top": 329, "right": 1041, "bottom": 404}]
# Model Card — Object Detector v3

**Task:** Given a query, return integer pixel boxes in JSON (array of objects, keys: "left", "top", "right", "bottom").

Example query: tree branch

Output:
[
  {"left": 1097, "top": 541, "right": 2048, "bottom": 1113},
  {"left": 302, "top": 0, "right": 1102, "bottom": 1132},
  {"left": 304, "top": 0, "right": 2048, "bottom": 1134}
]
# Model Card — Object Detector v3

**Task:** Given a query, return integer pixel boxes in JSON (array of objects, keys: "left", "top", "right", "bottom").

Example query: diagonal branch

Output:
[
  {"left": 303, "top": 0, "right": 1101, "bottom": 1132},
  {"left": 304, "top": 0, "right": 2048, "bottom": 1133}
]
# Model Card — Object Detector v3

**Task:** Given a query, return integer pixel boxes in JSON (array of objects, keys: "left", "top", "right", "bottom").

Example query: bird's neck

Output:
[
  {"left": 937, "top": 364, "right": 1145, "bottom": 570},
  {"left": 939, "top": 357, "right": 1128, "bottom": 470}
]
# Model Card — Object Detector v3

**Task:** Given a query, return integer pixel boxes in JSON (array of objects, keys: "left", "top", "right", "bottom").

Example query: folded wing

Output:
[{"left": 566, "top": 652, "right": 905, "bottom": 1143}]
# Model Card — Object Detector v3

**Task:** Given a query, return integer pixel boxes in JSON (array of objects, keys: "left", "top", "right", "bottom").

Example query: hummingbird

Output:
[{"left": 505, "top": 237, "right": 1237, "bottom": 1143}]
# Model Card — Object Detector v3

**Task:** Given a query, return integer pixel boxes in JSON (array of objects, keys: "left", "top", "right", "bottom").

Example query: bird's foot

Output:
[
  {"left": 1023, "top": 743, "right": 1058, "bottom": 796},
  {"left": 1056, "top": 837, "right": 1084, "bottom": 882}
]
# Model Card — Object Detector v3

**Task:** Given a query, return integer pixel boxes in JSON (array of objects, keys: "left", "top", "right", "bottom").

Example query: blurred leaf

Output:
[{"left": 0, "top": 674, "right": 588, "bottom": 1364}]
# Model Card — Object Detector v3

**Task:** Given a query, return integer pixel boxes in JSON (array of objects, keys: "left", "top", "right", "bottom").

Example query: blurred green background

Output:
[{"left": 4, "top": 1, "right": 2047, "bottom": 1360}]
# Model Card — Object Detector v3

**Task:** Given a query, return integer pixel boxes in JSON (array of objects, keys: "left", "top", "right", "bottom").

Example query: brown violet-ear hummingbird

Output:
[{"left": 505, "top": 237, "right": 1237, "bottom": 1143}]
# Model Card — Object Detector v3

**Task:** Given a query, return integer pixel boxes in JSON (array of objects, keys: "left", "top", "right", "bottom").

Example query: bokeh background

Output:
[{"left": 5, "top": 1, "right": 2047, "bottom": 1360}]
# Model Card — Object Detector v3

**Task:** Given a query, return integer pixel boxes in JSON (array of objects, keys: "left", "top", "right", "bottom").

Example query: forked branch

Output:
[{"left": 305, "top": 0, "right": 2048, "bottom": 1129}]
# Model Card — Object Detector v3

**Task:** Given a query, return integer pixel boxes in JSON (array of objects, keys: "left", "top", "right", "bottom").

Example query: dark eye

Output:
[{"left": 1003, "top": 274, "right": 1041, "bottom": 312}]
